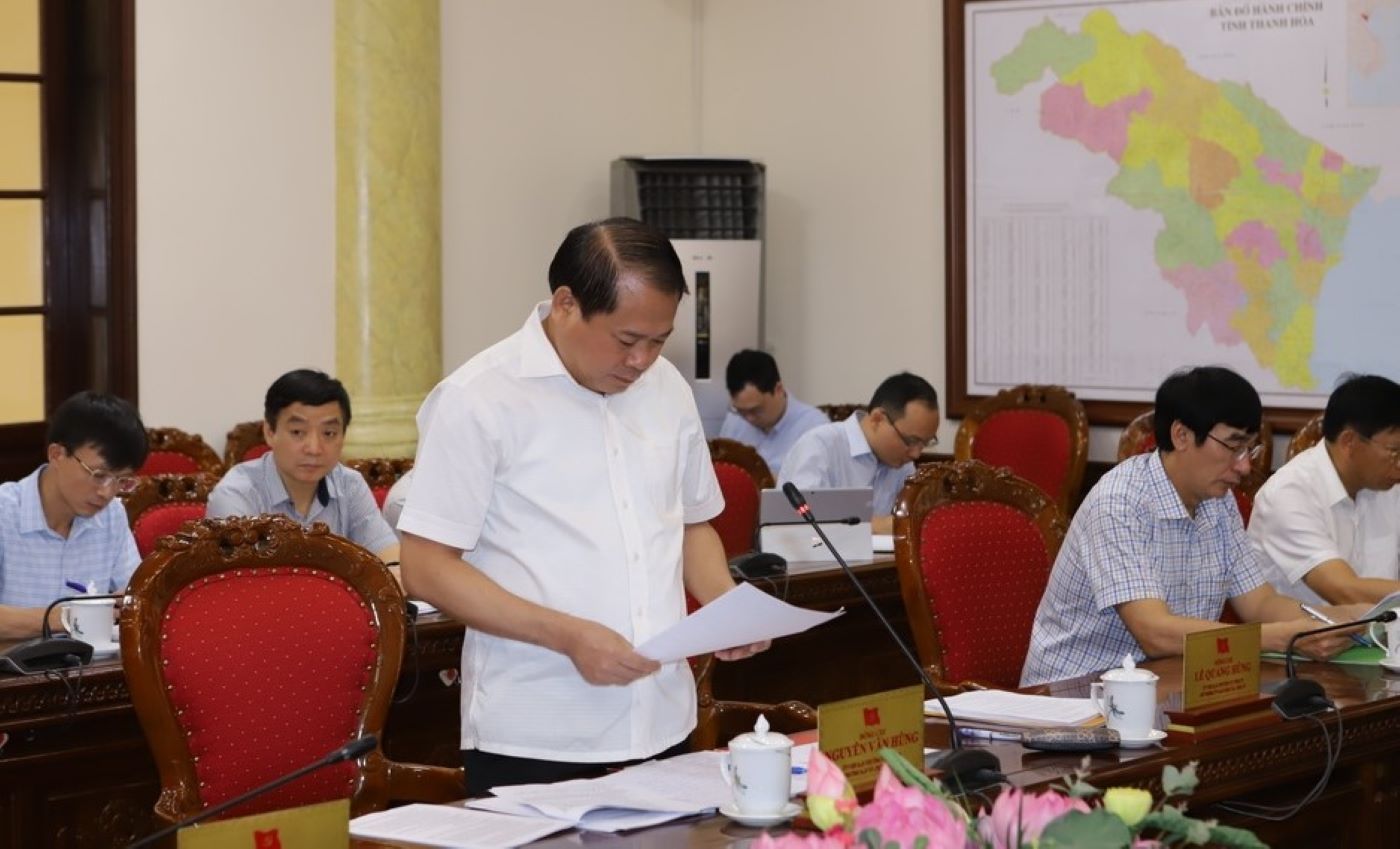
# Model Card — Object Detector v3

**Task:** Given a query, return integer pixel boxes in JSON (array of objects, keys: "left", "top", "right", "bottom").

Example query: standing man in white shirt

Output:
[
  {"left": 718, "top": 349, "right": 827, "bottom": 478},
  {"left": 1249, "top": 374, "right": 1400, "bottom": 606},
  {"left": 399, "top": 218, "right": 767, "bottom": 795}
]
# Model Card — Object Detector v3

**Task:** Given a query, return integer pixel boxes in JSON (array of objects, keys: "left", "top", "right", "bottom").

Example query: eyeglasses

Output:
[
  {"left": 727, "top": 404, "right": 765, "bottom": 422},
  {"left": 1205, "top": 433, "right": 1264, "bottom": 463},
  {"left": 70, "top": 452, "right": 139, "bottom": 494},
  {"left": 1358, "top": 434, "right": 1400, "bottom": 466},
  {"left": 889, "top": 417, "right": 939, "bottom": 451}
]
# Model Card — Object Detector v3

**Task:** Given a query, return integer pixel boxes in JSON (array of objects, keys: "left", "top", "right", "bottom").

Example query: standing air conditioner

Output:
[{"left": 611, "top": 157, "right": 765, "bottom": 437}]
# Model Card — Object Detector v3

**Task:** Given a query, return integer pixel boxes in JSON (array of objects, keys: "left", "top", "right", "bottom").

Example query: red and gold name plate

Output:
[
  {"left": 817, "top": 685, "right": 923, "bottom": 792},
  {"left": 1182, "top": 622, "right": 1261, "bottom": 711},
  {"left": 178, "top": 798, "right": 348, "bottom": 849}
]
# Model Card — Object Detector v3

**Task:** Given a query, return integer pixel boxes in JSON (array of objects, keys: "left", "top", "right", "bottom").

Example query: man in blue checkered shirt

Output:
[
  {"left": 0, "top": 392, "right": 148, "bottom": 638},
  {"left": 1022, "top": 367, "right": 1365, "bottom": 686}
]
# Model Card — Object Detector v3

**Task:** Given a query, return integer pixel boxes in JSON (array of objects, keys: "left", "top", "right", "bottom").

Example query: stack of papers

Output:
[
  {"left": 349, "top": 806, "right": 570, "bottom": 849},
  {"left": 925, "top": 690, "right": 1103, "bottom": 729}
]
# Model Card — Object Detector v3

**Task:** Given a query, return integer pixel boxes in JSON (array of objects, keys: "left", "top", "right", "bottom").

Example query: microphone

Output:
[
  {"left": 781, "top": 482, "right": 1002, "bottom": 791},
  {"left": 1274, "top": 610, "right": 1397, "bottom": 719},
  {"left": 127, "top": 735, "right": 378, "bottom": 848}
]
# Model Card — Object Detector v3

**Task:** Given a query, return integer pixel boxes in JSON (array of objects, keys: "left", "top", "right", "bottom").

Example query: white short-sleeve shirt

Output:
[
  {"left": 1248, "top": 443, "right": 1400, "bottom": 606},
  {"left": 397, "top": 303, "right": 724, "bottom": 762}
]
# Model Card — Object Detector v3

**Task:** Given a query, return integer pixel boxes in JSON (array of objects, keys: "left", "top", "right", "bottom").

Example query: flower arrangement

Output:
[{"left": 755, "top": 748, "right": 1266, "bottom": 849}]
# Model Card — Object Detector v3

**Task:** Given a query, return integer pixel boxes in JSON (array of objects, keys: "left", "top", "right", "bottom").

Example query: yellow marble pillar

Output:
[{"left": 335, "top": 0, "right": 441, "bottom": 459}]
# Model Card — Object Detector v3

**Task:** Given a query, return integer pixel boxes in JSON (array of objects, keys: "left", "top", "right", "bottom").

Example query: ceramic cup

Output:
[
  {"left": 1089, "top": 656, "right": 1159, "bottom": 738},
  {"left": 1369, "top": 616, "right": 1400, "bottom": 660},
  {"left": 720, "top": 714, "right": 793, "bottom": 816},
  {"left": 61, "top": 598, "right": 116, "bottom": 648}
]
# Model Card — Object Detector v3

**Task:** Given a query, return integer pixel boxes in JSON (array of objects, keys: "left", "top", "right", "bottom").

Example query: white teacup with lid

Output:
[
  {"left": 720, "top": 714, "right": 793, "bottom": 816},
  {"left": 1089, "top": 655, "right": 1159, "bottom": 738}
]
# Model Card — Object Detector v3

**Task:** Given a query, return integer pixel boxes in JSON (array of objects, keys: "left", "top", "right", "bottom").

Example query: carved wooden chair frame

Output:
[
  {"left": 817, "top": 403, "right": 865, "bottom": 423},
  {"left": 1286, "top": 413, "right": 1325, "bottom": 462},
  {"left": 892, "top": 460, "right": 1067, "bottom": 691},
  {"left": 346, "top": 457, "right": 416, "bottom": 491},
  {"left": 953, "top": 384, "right": 1089, "bottom": 514},
  {"left": 120, "top": 471, "right": 219, "bottom": 532},
  {"left": 223, "top": 420, "right": 267, "bottom": 469},
  {"left": 120, "top": 515, "right": 462, "bottom": 825},
  {"left": 1116, "top": 409, "right": 1158, "bottom": 462},
  {"left": 689, "top": 654, "right": 816, "bottom": 751},
  {"left": 707, "top": 438, "right": 775, "bottom": 490},
  {"left": 144, "top": 427, "right": 225, "bottom": 477}
]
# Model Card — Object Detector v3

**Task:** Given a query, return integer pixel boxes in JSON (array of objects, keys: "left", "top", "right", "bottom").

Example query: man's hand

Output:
[
  {"left": 562, "top": 619, "right": 661, "bottom": 686},
  {"left": 1262, "top": 618, "right": 1356, "bottom": 661},
  {"left": 715, "top": 640, "right": 770, "bottom": 662}
]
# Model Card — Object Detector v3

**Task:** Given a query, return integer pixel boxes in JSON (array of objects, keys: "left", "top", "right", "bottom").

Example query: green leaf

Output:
[
  {"left": 1065, "top": 776, "right": 1102, "bottom": 799},
  {"left": 1038, "top": 809, "right": 1133, "bottom": 849},
  {"left": 878, "top": 748, "right": 953, "bottom": 800},
  {"left": 1208, "top": 823, "right": 1270, "bottom": 849},
  {"left": 912, "top": 837, "right": 929, "bottom": 849},
  {"left": 1139, "top": 807, "right": 1193, "bottom": 840},
  {"left": 1161, "top": 761, "right": 1200, "bottom": 797}
]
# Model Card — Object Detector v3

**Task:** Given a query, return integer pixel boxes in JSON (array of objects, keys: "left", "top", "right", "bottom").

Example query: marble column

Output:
[{"left": 335, "top": 0, "right": 441, "bottom": 459}]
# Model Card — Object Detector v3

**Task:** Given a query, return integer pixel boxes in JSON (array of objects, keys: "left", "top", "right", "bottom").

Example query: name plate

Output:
[
  {"left": 1182, "top": 623, "right": 1261, "bottom": 711},
  {"left": 817, "top": 685, "right": 923, "bottom": 792},
  {"left": 178, "top": 798, "right": 349, "bottom": 849}
]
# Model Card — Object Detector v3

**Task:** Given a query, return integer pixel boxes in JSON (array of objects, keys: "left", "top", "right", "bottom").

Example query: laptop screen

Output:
[{"left": 757, "top": 487, "right": 874, "bottom": 526}]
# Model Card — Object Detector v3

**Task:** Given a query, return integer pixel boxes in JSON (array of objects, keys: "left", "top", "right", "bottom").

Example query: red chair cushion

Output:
[
  {"left": 371, "top": 486, "right": 390, "bottom": 509},
  {"left": 1129, "top": 433, "right": 1157, "bottom": 455},
  {"left": 1233, "top": 489, "right": 1253, "bottom": 528},
  {"left": 709, "top": 462, "right": 761, "bottom": 558},
  {"left": 919, "top": 502, "right": 1051, "bottom": 688},
  {"left": 160, "top": 569, "right": 379, "bottom": 818},
  {"left": 970, "top": 410, "right": 1072, "bottom": 504},
  {"left": 140, "top": 451, "right": 203, "bottom": 475},
  {"left": 243, "top": 443, "right": 272, "bottom": 463},
  {"left": 132, "top": 503, "right": 207, "bottom": 558}
]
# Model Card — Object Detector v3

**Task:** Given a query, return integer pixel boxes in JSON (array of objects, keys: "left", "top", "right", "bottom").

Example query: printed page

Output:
[
  {"left": 349, "top": 804, "right": 571, "bottom": 849},
  {"left": 924, "top": 689, "right": 1102, "bottom": 727},
  {"left": 635, "top": 582, "right": 843, "bottom": 662}
]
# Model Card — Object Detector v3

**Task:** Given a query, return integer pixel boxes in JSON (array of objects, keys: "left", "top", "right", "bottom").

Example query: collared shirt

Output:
[
  {"left": 398, "top": 302, "right": 724, "bottom": 763},
  {"left": 1021, "top": 452, "right": 1266, "bottom": 686},
  {"left": 0, "top": 466, "right": 141, "bottom": 607},
  {"left": 778, "top": 412, "right": 914, "bottom": 515},
  {"left": 1249, "top": 443, "right": 1400, "bottom": 606},
  {"left": 208, "top": 453, "right": 397, "bottom": 554},
  {"left": 718, "top": 394, "right": 828, "bottom": 477}
]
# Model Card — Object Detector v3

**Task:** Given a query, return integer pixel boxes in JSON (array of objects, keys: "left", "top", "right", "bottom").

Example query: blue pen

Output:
[
  {"left": 64, "top": 580, "right": 90, "bottom": 594},
  {"left": 791, "top": 766, "right": 807, "bottom": 775}
]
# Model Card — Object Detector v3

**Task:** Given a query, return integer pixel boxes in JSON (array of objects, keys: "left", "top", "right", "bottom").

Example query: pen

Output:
[
  {"left": 1300, "top": 603, "right": 1370, "bottom": 647},
  {"left": 957, "top": 728, "right": 1023, "bottom": 742},
  {"left": 791, "top": 766, "right": 807, "bottom": 775},
  {"left": 64, "top": 580, "right": 90, "bottom": 594}
]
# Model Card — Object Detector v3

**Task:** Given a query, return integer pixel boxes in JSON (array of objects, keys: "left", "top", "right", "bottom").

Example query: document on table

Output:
[
  {"left": 349, "top": 804, "right": 571, "bottom": 849},
  {"left": 635, "top": 582, "right": 843, "bottom": 662},
  {"left": 924, "top": 689, "right": 1103, "bottom": 728},
  {"left": 872, "top": 533, "right": 894, "bottom": 553}
]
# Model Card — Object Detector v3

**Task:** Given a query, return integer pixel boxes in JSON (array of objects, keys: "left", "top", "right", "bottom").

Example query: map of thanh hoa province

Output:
[{"left": 991, "top": 10, "right": 1381, "bottom": 389}]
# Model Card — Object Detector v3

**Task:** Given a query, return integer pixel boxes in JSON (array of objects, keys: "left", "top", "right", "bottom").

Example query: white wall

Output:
[{"left": 136, "top": 0, "right": 335, "bottom": 451}]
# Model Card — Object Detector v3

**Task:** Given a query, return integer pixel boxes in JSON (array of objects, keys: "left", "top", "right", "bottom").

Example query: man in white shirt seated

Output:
[
  {"left": 398, "top": 218, "right": 768, "bottom": 795},
  {"left": 1249, "top": 374, "right": 1400, "bottom": 605},
  {"left": 717, "top": 350, "right": 827, "bottom": 478},
  {"left": 779, "top": 372, "right": 940, "bottom": 534}
]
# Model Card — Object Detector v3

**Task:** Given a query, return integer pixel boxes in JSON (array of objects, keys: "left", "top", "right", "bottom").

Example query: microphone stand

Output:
[
  {"left": 1275, "top": 610, "right": 1397, "bottom": 719},
  {"left": 781, "top": 483, "right": 1002, "bottom": 791},
  {"left": 127, "top": 736, "right": 378, "bottom": 849}
]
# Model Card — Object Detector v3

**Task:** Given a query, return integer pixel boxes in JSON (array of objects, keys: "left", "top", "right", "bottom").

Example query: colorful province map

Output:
[{"left": 991, "top": 10, "right": 1380, "bottom": 390}]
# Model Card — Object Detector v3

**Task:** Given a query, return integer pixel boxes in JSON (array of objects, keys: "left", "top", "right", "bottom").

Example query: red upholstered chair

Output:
[
  {"left": 893, "top": 460, "right": 1066, "bottom": 691},
  {"left": 1116, "top": 409, "right": 1157, "bottom": 461},
  {"left": 689, "top": 653, "right": 816, "bottom": 751},
  {"left": 1286, "top": 413, "right": 1325, "bottom": 461},
  {"left": 120, "top": 473, "right": 218, "bottom": 558},
  {"left": 119, "top": 516, "right": 463, "bottom": 827},
  {"left": 224, "top": 420, "right": 271, "bottom": 468},
  {"left": 346, "top": 457, "right": 415, "bottom": 509},
  {"left": 953, "top": 384, "right": 1088, "bottom": 515},
  {"left": 707, "top": 438, "right": 775, "bottom": 558},
  {"left": 139, "top": 427, "right": 225, "bottom": 477}
]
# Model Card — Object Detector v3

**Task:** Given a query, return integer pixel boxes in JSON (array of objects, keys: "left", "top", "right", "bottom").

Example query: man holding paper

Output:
[{"left": 400, "top": 218, "right": 767, "bottom": 795}]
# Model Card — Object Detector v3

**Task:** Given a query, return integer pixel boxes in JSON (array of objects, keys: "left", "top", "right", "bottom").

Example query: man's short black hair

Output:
[
  {"left": 47, "top": 391, "right": 149, "bottom": 471},
  {"left": 1323, "top": 374, "right": 1400, "bottom": 442},
  {"left": 1153, "top": 366, "right": 1261, "bottom": 450},
  {"left": 726, "top": 349, "right": 781, "bottom": 395},
  {"left": 264, "top": 369, "right": 352, "bottom": 429},
  {"left": 869, "top": 372, "right": 939, "bottom": 419},
  {"left": 547, "top": 217, "right": 687, "bottom": 317}
]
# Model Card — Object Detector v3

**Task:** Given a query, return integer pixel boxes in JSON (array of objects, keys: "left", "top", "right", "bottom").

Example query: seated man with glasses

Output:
[
  {"left": 718, "top": 350, "right": 828, "bottom": 477},
  {"left": 0, "top": 391, "right": 148, "bottom": 638},
  {"left": 1249, "top": 374, "right": 1400, "bottom": 606},
  {"left": 779, "top": 372, "right": 940, "bottom": 534},
  {"left": 1022, "top": 367, "right": 1363, "bottom": 685}
]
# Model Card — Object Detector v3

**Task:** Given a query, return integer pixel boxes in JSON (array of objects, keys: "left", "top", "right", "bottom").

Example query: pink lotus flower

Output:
[
  {"left": 754, "top": 831, "right": 854, "bottom": 849},
  {"left": 852, "top": 764, "right": 972, "bottom": 848},
  {"left": 977, "top": 787, "right": 1090, "bottom": 848},
  {"left": 804, "top": 749, "right": 859, "bottom": 832}
]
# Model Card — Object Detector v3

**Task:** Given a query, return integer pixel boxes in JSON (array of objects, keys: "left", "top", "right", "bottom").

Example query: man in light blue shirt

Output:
[
  {"left": 209, "top": 370, "right": 399, "bottom": 562},
  {"left": 780, "top": 372, "right": 940, "bottom": 533},
  {"left": 718, "top": 350, "right": 827, "bottom": 478},
  {"left": 0, "top": 391, "right": 148, "bottom": 637}
]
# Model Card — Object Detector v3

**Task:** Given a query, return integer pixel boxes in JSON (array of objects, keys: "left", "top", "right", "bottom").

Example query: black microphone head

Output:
[
  {"left": 1379, "top": 610, "right": 1398, "bottom": 623},
  {"left": 781, "top": 482, "right": 807, "bottom": 511},
  {"left": 333, "top": 735, "right": 377, "bottom": 762}
]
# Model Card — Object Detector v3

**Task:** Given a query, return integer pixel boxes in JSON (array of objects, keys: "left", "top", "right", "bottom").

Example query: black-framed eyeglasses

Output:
[
  {"left": 1205, "top": 433, "right": 1263, "bottom": 463},
  {"left": 889, "top": 418, "right": 939, "bottom": 451},
  {"left": 1357, "top": 434, "right": 1400, "bottom": 466},
  {"left": 70, "top": 452, "right": 139, "bottom": 494}
]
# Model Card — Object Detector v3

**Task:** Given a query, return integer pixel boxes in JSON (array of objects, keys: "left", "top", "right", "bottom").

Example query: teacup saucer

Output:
[
  {"left": 83, "top": 641, "right": 120, "bottom": 659},
  {"left": 1379, "top": 657, "right": 1400, "bottom": 675},
  {"left": 719, "top": 801, "right": 802, "bottom": 827},
  {"left": 1116, "top": 729, "right": 1167, "bottom": 749}
]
